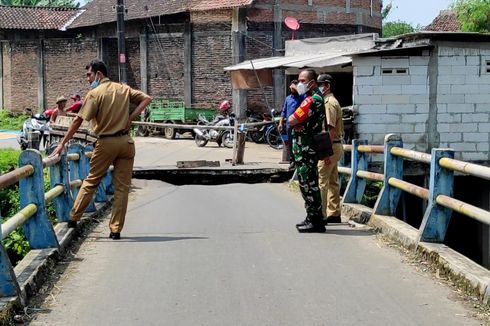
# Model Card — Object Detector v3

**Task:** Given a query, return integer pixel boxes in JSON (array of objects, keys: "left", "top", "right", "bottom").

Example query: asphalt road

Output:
[{"left": 27, "top": 179, "right": 483, "bottom": 326}]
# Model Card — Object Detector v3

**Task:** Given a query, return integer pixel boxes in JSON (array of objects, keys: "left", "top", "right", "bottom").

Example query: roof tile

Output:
[
  {"left": 0, "top": 5, "right": 82, "bottom": 30},
  {"left": 425, "top": 10, "right": 460, "bottom": 32}
]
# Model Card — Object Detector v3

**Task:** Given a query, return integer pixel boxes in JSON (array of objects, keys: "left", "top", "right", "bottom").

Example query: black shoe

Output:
[
  {"left": 296, "top": 222, "right": 326, "bottom": 233},
  {"left": 67, "top": 220, "right": 77, "bottom": 228},
  {"left": 296, "top": 219, "right": 307, "bottom": 227},
  {"left": 109, "top": 232, "right": 121, "bottom": 240},
  {"left": 326, "top": 215, "right": 342, "bottom": 223}
]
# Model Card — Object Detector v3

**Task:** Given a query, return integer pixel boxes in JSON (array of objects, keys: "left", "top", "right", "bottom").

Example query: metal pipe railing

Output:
[
  {"left": 439, "top": 157, "right": 490, "bottom": 181},
  {"left": 44, "top": 185, "right": 64, "bottom": 203},
  {"left": 358, "top": 145, "right": 384, "bottom": 154},
  {"left": 388, "top": 177, "right": 429, "bottom": 200},
  {"left": 1, "top": 204, "right": 37, "bottom": 240},
  {"left": 390, "top": 147, "right": 431, "bottom": 164},
  {"left": 357, "top": 170, "right": 384, "bottom": 181},
  {"left": 436, "top": 195, "right": 490, "bottom": 226},
  {"left": 0, "top": 165, "right": 34, "bottom": 190},
  {"left": 338, "top": 166, "right": 352, "bottom": 175}
]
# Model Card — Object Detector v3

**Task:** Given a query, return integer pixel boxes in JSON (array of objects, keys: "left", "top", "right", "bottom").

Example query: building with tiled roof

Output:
[
  {"left": 424, "top": 10, "right": 461, "bottom": 32},
  {"left": 0, "top": 0, "right": 382, "bottom": 114},
  {"left": 0, "top": 5, "right": 83, "bottom": 31}
]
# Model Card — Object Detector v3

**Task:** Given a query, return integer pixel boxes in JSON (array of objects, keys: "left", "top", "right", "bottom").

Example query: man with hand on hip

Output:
[{"left": 50, "top": 60, "right": 152, "bottom": 240}]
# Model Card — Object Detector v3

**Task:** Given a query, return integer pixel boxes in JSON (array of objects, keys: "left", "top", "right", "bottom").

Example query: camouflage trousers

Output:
[{"left": 292, "top": 134, "right": 323, "bottom": 224}]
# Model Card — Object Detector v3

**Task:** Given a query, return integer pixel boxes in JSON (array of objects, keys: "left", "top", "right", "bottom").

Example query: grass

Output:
[{"left": 0, "top": 109, "right": 28, "bottom": 131}]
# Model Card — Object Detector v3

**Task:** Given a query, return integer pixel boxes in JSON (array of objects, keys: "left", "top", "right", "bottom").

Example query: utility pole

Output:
[{"left": 116, "top": 0, "right": 127, "bottom": 84}]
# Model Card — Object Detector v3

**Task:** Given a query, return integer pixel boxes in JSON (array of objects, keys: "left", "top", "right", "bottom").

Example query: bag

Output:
[{"left": 313, "top": 131, "right": 333, "bottom": 160}]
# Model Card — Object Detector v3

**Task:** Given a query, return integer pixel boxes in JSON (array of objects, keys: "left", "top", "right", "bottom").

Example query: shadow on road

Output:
[
  {"left": 94, "top": 236, "right": 208, "bottom": 243},
  {"left": 322, "top": 226, "right": 373, "bottom": 237}
]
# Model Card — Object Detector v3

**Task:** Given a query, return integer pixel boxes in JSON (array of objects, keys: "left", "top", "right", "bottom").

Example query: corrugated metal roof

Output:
[{"left": 0, "top": 5, "right": 82, "bottom": 30}]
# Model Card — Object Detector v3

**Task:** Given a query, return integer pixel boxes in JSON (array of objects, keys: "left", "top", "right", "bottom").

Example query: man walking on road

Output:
[
  {"left": 317, "top": 74, "right": 344, "bottom": 224},
  {"left": 288, "top": 69, "right": 326, "bottom": 233},
  {"left": 50, "top": 60, "right": 152, "bottom": 240}
]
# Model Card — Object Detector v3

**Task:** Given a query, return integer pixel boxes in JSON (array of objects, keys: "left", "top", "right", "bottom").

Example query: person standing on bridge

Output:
[
  {"left": 317, "top": 74, "right": 344, "bottom": 224},
  {"left": 288, "top": 69, "right": 326, "bottom": 233},
  {"left": 50, "top": 60, "right": 152, "bottom": 240}
]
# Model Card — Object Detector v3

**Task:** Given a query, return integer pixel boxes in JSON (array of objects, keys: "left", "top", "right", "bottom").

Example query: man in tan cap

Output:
[{"left": 50, "top": 96, "right": 68, "bottom": 123}]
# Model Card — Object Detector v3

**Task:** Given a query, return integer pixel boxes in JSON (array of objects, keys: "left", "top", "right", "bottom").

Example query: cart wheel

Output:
[{"left": 164, "top": 121, "right": 176, "bottom": 139}]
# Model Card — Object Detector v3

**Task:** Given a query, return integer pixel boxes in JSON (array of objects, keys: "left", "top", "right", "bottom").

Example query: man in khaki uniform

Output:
[
  {"left": 50, "top": 60, "right": 152, "bottom": 239},
  {"left": 317, "top": 74, "right": 344, "bottom": 223}
]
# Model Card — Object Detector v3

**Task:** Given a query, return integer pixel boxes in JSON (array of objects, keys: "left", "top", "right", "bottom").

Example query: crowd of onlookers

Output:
[{"left": 45, "top": 94, "right": 83, "bottom": 123}]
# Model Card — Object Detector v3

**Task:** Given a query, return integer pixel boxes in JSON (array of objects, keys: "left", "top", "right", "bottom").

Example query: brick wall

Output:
[
  {"left": 44, "top": 38, "right": 97, "bottom": 109},
  {"left": 192, "top": 25, "right": 233, "bottom": 108},
  {"left": 147, "top": 32, "right": 185, "bottom": 100},
  {"left": 2, "top": 42, "right": 12, "bottom": 110},
  {"left": 9, "top": 41, "right": 38, "bottom": 113},
  {"left": 436, "top": 44, "right": 490, "bottom": 161}
]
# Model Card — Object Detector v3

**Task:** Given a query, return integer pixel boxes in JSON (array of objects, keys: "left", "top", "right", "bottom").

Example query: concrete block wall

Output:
[
  {"left": 436, "top": 44, "right": 490, "bottom": 161},
  {"left": 353, "top": 55, "right": 430, "bottom": 152}
]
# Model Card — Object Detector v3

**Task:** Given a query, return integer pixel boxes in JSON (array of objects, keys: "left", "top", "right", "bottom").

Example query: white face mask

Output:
[
  {"left": 319, "top": 86, "right": 325, "bottom": 93},
  {"left": 297, "top": 82, "right": 307, "bottom": 96}
]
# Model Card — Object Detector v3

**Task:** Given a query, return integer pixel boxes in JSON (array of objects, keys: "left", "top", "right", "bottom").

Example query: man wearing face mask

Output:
[
  {"left": 278, "top": 80, "right": 303, "bottom": 170},
  {"left": 50, "top": 60, "right": 152, "bottom": 240},
  {"left": 288, "top": 69, "right": 326, "bottom": 233},
  {"left": 317, "top": 74, "right": 344, "bottom": 224}
]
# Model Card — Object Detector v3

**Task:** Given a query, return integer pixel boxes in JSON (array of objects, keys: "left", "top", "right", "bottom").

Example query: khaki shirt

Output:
[
  {"left": 324, "top": 93, "right": 344, "bottom": 142},
  {"left": 78, "top": 78, "right": 147, "bottom": 136}
]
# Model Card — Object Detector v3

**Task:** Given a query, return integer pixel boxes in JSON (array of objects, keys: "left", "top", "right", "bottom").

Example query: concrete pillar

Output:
[
  {"left": 273, "top": 1, "right": 284, "bottom": 112},
  {"left": 427, "top": 46, "right": 440, "bottom": 151},
  {"left": 139, "top": 31, "right": 148, "bottom": 94},
  {"left": 97, "top": 38, "right": 104, "bottom": 60},
  {"left": 231, "top": 8, "right": 247, "bottom": 119},
  {"left": 183, "top": 22, "right": 192, "bottom": 106},
  {"left": 37, "top": 39, "right": 46, "bottom": 112}
]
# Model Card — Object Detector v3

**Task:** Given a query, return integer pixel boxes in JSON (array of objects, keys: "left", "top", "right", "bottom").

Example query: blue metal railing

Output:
[
  {"left": 0, "top": 144, "right": 113, "bottom": 298},
  {"left": 340, "top": 133, "right": 490, "bottom": 244}
]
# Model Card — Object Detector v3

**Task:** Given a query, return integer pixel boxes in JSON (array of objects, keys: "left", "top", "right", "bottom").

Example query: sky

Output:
[{"left": 385, "top": 0, "right": 455, "bottom": 27}]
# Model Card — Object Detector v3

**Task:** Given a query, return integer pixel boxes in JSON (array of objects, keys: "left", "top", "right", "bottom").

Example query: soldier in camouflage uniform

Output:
[{"left": 288, "top": 69, "right": 326, "bottom": 233}]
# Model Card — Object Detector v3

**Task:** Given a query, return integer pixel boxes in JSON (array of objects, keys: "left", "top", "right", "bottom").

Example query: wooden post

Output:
[
  {"left": 373, "top": 134, "right": 403, "bottom": 216},
  {"left": 232, "top": 123, "right": 239, "bottom": 165},
  {"left": 236, "top": 132, "right": 246, "bottom": 164},
  {"left": 418, "top": 148, "right": 455, "bottom": 243},
  {"left": 342, "top": 139, "right": 368, "bottom": 204}
]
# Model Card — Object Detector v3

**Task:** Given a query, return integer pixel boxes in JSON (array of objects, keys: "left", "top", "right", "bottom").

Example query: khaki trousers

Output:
[
  {"left": 70, "top": 135, "right": 135, "bottom": 233},
  {"left": 318, "top": 143, "right": 343, "bottom": 217}
]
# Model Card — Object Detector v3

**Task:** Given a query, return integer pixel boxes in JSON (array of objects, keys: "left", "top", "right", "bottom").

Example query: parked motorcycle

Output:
[
  {"left": 193, "top": 113, "right": 235, "bottom": 148},
  {"left": 17, "top": 108, "right": 51, "bottom": 151}
]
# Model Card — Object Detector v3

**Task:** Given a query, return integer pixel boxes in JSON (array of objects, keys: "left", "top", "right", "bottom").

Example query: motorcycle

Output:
[
  {"left": 193, "top": 113, "right": 235, "bottom": 148},
  {"left": 17, "top": 108, "right": 51, "bottom": 151}
]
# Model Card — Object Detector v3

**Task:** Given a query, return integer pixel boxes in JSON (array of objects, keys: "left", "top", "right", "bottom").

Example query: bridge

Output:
[{"left": 0, "top": 135, "right": 489, "bottom": 325}]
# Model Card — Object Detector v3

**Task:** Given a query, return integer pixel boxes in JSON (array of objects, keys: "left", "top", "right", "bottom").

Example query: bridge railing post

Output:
[
  {"left": 418, "top": 148, "right": 455, "bottom": 243},
  {"left": 68, "top": 143, "right": 96, "bottom": 213},
  {"left": 342, "top": 139, "right": 368, "bottom": 204},
  {"left": 104, "top": 168, "right": 114, "bottom": 195},
  {"left": 48, "top": 148, "right": 72, "bottom": 222},
  {"left": 373, "top": 134, "right": 404, "bottom": 216},
  {"left": 19, "top": 150, "right": 59, "bottom": 249},
  {"left": 85, "top": 144, "right": 107, "bottom": 203}
]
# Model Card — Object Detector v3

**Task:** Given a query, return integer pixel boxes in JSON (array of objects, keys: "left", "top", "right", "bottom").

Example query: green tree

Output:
[
  {"left": 452, "top": 0, "right": 490, "bottom": 32},
  {"left": 382, "top": 20, "right": 417, "bottom": 37},
  {"left": 0, "top": 0, "right": 78, "bottom": 7}
]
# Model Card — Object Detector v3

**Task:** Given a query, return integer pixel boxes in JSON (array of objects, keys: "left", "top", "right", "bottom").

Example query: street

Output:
[{"left": 28, "top": 179, "right": 481, "bottom": 326}]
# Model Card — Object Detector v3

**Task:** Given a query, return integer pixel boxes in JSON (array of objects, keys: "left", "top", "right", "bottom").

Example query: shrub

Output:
[{"left": 0, "top": 109, "right": 28, "bottom": 131}]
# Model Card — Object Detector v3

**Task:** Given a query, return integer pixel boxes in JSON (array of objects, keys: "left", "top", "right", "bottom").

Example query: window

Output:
[
  {"left": 486, "top": 60, "right": 490, "bottom": 74},
  {"left": 382, "top": 68, "right": 408, "bottom": 75}
]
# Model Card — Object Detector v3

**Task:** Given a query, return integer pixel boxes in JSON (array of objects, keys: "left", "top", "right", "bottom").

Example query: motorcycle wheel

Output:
[
  {"left": 137, "top": 125, "right": 149, "bottom": 137},
  {"left": 195, "top": 134, "right": 208, "bottom": 147},
  {"left": 221, "top": 131, "right": 234, "bottom": 148},
  {"left": 266, "top": 125, "right": 283, "bottom": 150}
]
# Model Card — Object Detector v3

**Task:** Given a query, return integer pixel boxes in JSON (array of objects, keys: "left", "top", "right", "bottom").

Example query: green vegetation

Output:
[
  {"left": 382, "top": 21, "right": 420, "bottom": 38},
  {"left": 0, "top": 149, "right": 57, "bottom": 265},
  {"left": 361, "top": 181, "right": 383, "bottom": 208},
  {"left": 0, "top": 109, "right": 28, "bottom": 131},
  {"left": 452, "top": 0, "right": 490, "bottom": 32}
]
